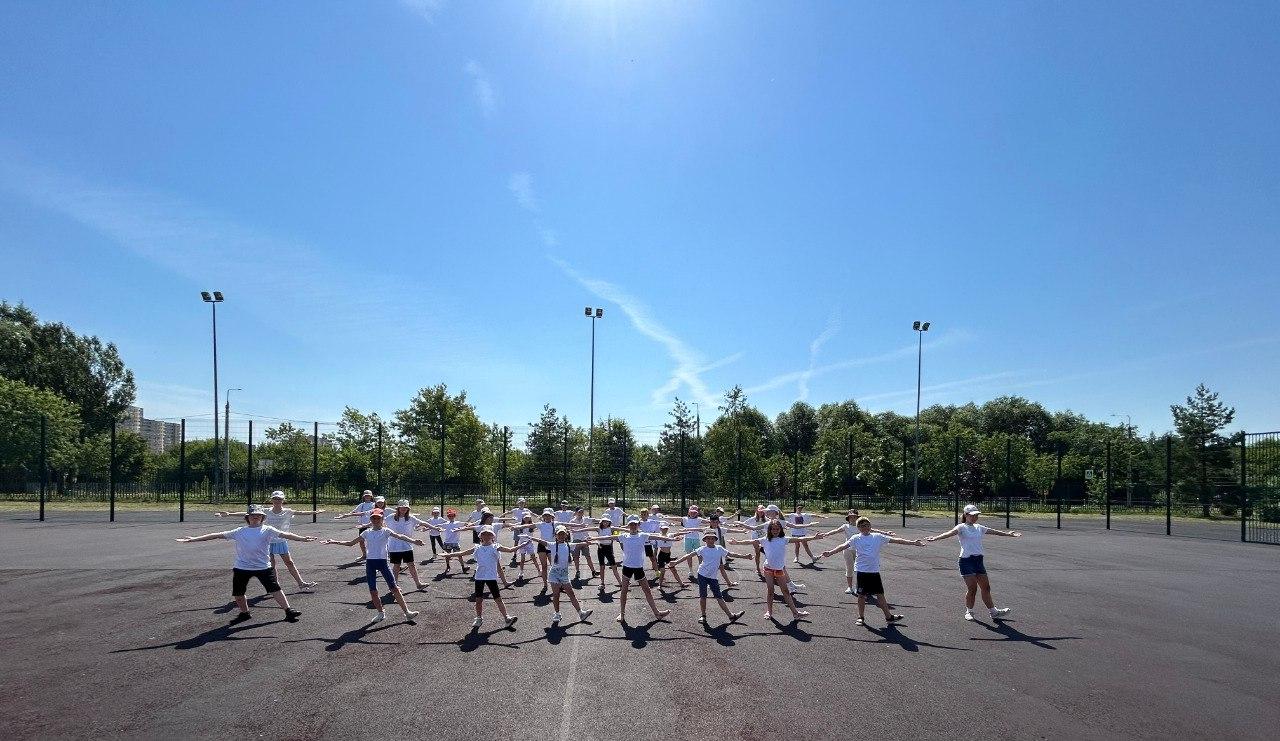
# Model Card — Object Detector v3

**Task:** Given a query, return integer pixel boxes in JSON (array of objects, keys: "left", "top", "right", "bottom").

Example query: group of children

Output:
[{"left": 179, "top": 491, "right": 1021, "bottom": 630}]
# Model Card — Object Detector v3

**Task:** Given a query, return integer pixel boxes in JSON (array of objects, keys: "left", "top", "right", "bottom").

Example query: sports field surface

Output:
[{"left": 1, "top": 512, "right": 1276, "bottom": 740}]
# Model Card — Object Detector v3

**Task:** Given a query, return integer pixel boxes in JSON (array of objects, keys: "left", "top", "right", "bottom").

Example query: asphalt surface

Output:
[{"left": 0, "top": 512, "right": 1277, "bottom": 740}]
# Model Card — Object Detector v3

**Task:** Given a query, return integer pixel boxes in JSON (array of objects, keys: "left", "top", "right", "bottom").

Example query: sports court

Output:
[{"left": 1, "top": 511, "right": 1276, "bottom": 740}]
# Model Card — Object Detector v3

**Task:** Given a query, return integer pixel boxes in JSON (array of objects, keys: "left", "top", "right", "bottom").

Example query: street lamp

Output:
[
  {"left": 201, "top": 291, "right": 224, "bottom": 496},
  {"left": 224, "top": 388, "right": 242, "bottom": 501},
  {"left": 910, "top": 320, "right": 931, "bottom": 526},
  {"left": 584, "top": 307, "right": 604, "bottom": 508},
  {"left": 1110, "top": 413, "right": 1134, "bottom": 506}
]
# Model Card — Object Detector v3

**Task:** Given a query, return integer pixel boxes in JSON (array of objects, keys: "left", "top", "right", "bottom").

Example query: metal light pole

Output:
[
  {"left": 1110, "top": 413, "right": 1134, "bottom": 506},
  {"left": 584, "top": 307, "right": 604, "bottom": 506},
  {"left": 201, "top": 291, "right": 224, "bottom": 495},
  {"left": 224, "top": 387, "right": 242, "bottom": 501},
  {"left": 911, "top": 321, "right": 930, "bottom": 515}
]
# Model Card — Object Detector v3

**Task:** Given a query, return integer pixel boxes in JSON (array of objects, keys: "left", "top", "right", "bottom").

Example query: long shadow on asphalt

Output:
[
  {"left": 847, "top": 623, "right": 972, "bottom": 653},
  {"left": 111, "top": 618, "right": 288, "bottom": 652},
  {"left": 591, "top": 617, "right": 697, "bottom": 649},
  {"left": 967, "top": 619, "right": 1082, "bottom": 649},
  {"left": 282, "top": 621, "right": 406, "bottom": 651},
  {"left": 419, "top": 623, "right": 523, "bottom": 652},
  {"left": 160, "top": 594, "right": 274, "bottom": 615}
]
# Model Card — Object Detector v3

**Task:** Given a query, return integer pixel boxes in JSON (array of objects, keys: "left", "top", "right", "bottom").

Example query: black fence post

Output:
[
  {"left": 1004, "top": 437, "right": 1011, "bottom": 529},
  {"left": 954, "top": 437, "right": 962, "bottom": 525},
  {"left": 109, "top": 421, "right": 117, "bottom": 522},
  {"left": 562, "top": 422, "right": 570, "bottom": 507},
  {"left": 845, "top": 431, "right": 853, "bottom": 511},
  {"left": 679, "top": 430, "right": 687, "bottom": 511},
  {"left": 501, "top": 426, "right": 510, "bottom": 514},
  {"left": 1239, "top": 431, "right": 1246, "bottom": 543},
  {"left": 376, "top": 423, "right": 383, "bottom": 497},
  {"left": 438, "top": 412, "right": 446, "bottom": 512},
  {"left": 792, "top": 450, "right": 799, "bottom": 512},
  {"left": 621, "top": 437, "right": 629, "bottom": 514},
  {"left": 1165, "top": 434, "right": 1172, "bottom": 536},
  {"left": 1105, "top": 439, "right": 1111, "bottom": 530},
  {"left": 246, "top": 420, "right": 254, "bottom": 510},
  {"left": 39, "top": 415, "right": 47, "bottom": 522},
  {"left": 179, "top": 419, "right": 186, "bottom": 523},
  {"left": 1055, "top": 442, "right": 1063, "bottom": 530},
  {"left": 736, "top": 427, "right": 744, "bottom": 514},
  {"left": 311, "top": 422, "right": 319, "bottom": 523},
  {"left": 901, "top": 439, "right": 908, "bottom": 528}
]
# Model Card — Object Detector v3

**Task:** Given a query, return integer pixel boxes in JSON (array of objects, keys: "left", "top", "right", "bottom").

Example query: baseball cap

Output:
[
  {"left": 608, "top": 498, "right": 616, "bottom": 504},
  {"left": 480, "top": 525, "right": 495, "bottom": 535},
  {"left": 555, "top": 525, "right": 568, "bottom": 534},
  {"left": 627, "top": 516, "right": 640, "bottom": 524},
  {"left": 369, "top": 508, "right": 385, "bottom": 518},
  {"left": 270, "top": 491, "right": 285, "bottom": 500},
  {"left": 765, "top": 504, "right": 781, "bottom": 513},
  {"left": 542, "top": 508, "right": 554, "bottom": 515},
  {"left": 374, "top": 495, "right": 386, "bottom": 502},
  {"left": 431, "top": 507, "right": 440, "bottom": 513},
  {"left": 600, "top": 516, "right": 613, "bottom": 525},
  {"left": 963, "top": 504, "right": 981, "bottom": 515}
]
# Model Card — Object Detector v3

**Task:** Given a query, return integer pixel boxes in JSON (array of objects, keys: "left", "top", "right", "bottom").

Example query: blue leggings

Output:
[{"left": 365, "top": 558, "right": 397, "bottom": 590}]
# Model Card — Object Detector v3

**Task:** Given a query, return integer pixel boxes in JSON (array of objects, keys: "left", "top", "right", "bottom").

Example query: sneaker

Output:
[
  {"left": 656, "top": 609, "right": 671, "bottom": 619},
  {"left": 854, "top": 617, "right": 865, "bottom": 626},
  {"left": 403, "top": 610, "right": 419, "bottom": 621},
  {"left": 284, "top": 608, "right": 302, "bottom": 621},
  {"left": 578, "top": 609, "right": 593, "bottom": 621},
  {"left": 473, "top": 616, "right": 483, "bottom": 628},
  {"left": 698, "top": 614, "right": 707, "bottom": 624},
  {"left": 990, "top": 607, "right": 1011, "bottom": 619},
  {"left": 792, "top": 557, "right": 800, "bottom": 564},
  {"left": 552, "top": 612, "right": 563, "bottom": 623},
  {"left": 762, "top": 610, "right": 772, "bottom": 620},
  {"left": 844, "top": 587, "right": 855, "bottom": 595},
  {"left": 229, "top": 612, "right": 251, "bottom": 625},
  {"left": 505, "top": 615, "right": 518, "bottom": 627},
  {"left": 964, "top": 610, "right": 975, "bottom": 621},
  {"left": 372, "top": 612, "right": 386, "bottom": 623},
  {"left": 299, "top": 582, "right": 317, "bottom": 592},
  {"left": 729, "top": 610, "right": 744, "bottom": 622},
  {"left": 887, "top": 613, "right": 903, "bottom": 622}
]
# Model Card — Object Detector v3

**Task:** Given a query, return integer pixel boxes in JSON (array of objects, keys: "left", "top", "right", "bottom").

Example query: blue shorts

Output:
[
  {"left": 697, "top": 574, "right": 722, "bottom": 600},
  {"left": 365, "top": 558, "right": 397, "bottom": 590},
  {"left": 959, "top": 555, "right": 986, "bottom": 576},
  {"left": 269, "top": 541, "right": 289, "bottom": 555}
]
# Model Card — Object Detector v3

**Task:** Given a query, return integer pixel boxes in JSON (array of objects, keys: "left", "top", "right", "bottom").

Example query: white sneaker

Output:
[
  {"left": 403, "top": 610, "right": 419, "bottom": 621},
  {"left": 372, "top": 612, "right": 386, "bottom": 623},
  {"left": 792, "top": 557, "right": 800, "bottom": 564},
  {"left": 844, "top": 587, "right": 855, "bottom": 595},
  {"left": 473, "top": 616, "right": 483, "bottom": 628},
  {"left": 990, "top": 607, "right": 1011, "bottom": 618},
  {"left": 551, "top": 612, "right": 562, "bottom": 623},
  {"left": 578, "top": 609, "right": 593, "bottom": 621},
  {"left": 299, "top": 581, "right": 317, "bottom": 592},
  {"left": 505, "top": 615, "right": 518, "bottom": 627},
  {"left": 964, "top": 610, "right": 975, "bottom": 621}
]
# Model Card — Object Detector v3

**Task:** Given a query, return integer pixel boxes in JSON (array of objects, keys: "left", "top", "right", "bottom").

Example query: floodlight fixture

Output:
[
  {"left": 912, "top": 320, "right": 921, "bottom": 330},
  {"left": 585, "top": 306, "right": 593, "bottom": 316},
  {"left": 921, "top": 322, "right": 930, "bottom": 331},
  {"left": 595, "top": 308, "right": 603, "bottom": 318}
]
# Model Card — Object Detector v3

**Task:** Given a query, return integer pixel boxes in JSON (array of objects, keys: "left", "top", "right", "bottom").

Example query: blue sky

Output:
[{"left": 2, "top": 1, "right": 1278, "bottom": 442}]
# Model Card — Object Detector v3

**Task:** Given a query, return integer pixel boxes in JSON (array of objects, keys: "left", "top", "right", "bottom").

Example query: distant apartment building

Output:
[{"left": 118, "top": 406, "right": 182, "bottom": 455}]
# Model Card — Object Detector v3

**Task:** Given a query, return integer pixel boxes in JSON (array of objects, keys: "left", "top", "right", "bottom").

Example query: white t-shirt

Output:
[
  {"left": 596, "top": 525, "right": 615, "bottom": 540},
  {"left": 225, "top": 525, "right": 283, "bottom": 570},
  {"left": 957, "top": 523, "right": 988, "bottom": 558},
  {"left": 787, "top": 513, "right": 812, "bottom": 536},
  {"left": 439, "top": 519, "right": 466, "bottom": 545},
  {"left": 570, "top": 519, "right": 591, "bottom": 541},
  {"left": 473, "top": 544, "right": 500, "bottom": 581},
  {"left": 264, "top": 508, "right": 295, "bottom": 542},
  {"left": 535, "top": 520, "right": 557, "bottom": 541},
  {"left": 847, "top": 532, "right": 890, "bottom": 573},
  {"left": 386, "top": 515, "right": 422, "bottom": 552},
  {"left": 554, "top": 510, "right": 574, "bottom": 523},
  {"left": 548, "top": 541, "right": 575, "bottom": 566},
  {"left": 467, "top": 509, "right": 485, "bottom": 524},
  {"left": 361, "top": 528, "right": 395, "bottom": 560},
  {"left": 682, "top": 516, "right": 703, "bottom": 532},
  {"left": 760, "top": 536, "right": 792, "bottom": 570},
  {"left": 426, "top": 516, "right": 447, "bottom": 532},
  {"left": 694, "top": 545, "right": 731, "bottom": 579},
  {"left": 617, "top": 532, "right": 651, "bottom": 568},
  {"left": 603, "top": 507, "right": 625, "bottom": 526},
  {"left": 350, "top": 501, "right": 375, "bottom": 525},
  {"left": 639, "top": 518, "right": 661, "bottom": 534}
]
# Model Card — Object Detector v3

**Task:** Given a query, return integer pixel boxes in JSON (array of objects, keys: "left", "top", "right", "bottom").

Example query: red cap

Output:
[{"left": 369, "top": 509, "right": 385, "bottom": 518}]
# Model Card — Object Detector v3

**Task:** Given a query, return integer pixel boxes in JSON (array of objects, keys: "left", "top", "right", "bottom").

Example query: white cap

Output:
[
  {"left": 600, "top": 516, "right": 613, "bottom": 525},
  {"left": 431, "top": 507, "right": 440, "bottom": 512},
  {"left": 555, "top": 525, "right": 568, "bottom": 534},
  {"left": 374, "top": 495, "right": 386, "bottom": 502},
  {"left": 270, "top": 491, "right": 285, "bottom": 500},
  {"left": 765, "top": 504, "right": 781, "bottom": 513},
  {"left": 963, "top": 504, "right": 981, "bottom": 515},
  {"left": 608, "top": 498, "right": 616, "bottom": 504},
  {"left": 246, "top": 504, "right": 266, "bottom": 516},
  {"left": 542, "top": 508, "right": 554, "bottom": 515},
  {"left": 702, "top": 530, "right": 719, "bottom": 541},
  {"left": 480, "top": 525, "right": 495, "bottom": 535},
  {"left": 396, "top": 499, "right": 410, "bottom": 508},
  {"left": 627, "top": 516, "right": 640, "bottom": 524}
]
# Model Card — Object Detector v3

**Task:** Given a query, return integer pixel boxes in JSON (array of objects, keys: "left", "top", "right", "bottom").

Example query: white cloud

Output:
[
  {"left": 400, "top": 0, "right": 446, "bottom": 23},
  {"left": 508, "top": 171, "right": 538, "bottom": 212},
  {"left": 464, "top": 60, "right": 496, "bottom": 118},
  {"left": 550, "top": 257, "right": 738, "bottom": 410},
  {"left": 797, "top": 313, "right": 840, "bottom": 401},
  {"left": 538, "top": 226, "right": 559, "bottom": 247}
]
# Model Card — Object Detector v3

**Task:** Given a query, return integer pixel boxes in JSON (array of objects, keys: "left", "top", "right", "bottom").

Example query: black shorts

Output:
[
  {"left": 855, "top": 571, "right": 885, "bottom": 596},
  {"left": 596, "top": 545, "right": 616, "bottom": 566},
  {"left": 473, "top": 579, "right": 501, "bottom": 599},
  {"left": 537, "top": 542, "right": 549, "bottom": 554},
  {"left": 471, "top": 530, "right": 480, "bottom": 543},
  {"left": 389, "top": 550, "right": 414, "bottom": 564},
  {"left": 231, "top": 567, "right": 281, "bottom": 597},
  {"left": 644, "top": 544, "right": 655, "bottom": 557},
  {"left": 657, "top": 550, "right": 672, "bottom": 567},
  {"left": 621, "top": 566, "right": 646, "bottom": 580}
]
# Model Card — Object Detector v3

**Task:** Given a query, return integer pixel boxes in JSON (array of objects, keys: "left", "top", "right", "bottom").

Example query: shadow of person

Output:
[
  {"left": 969, "top": 619, "right": 1082, "bottom": 650},
  {"left": 850, "top": 623, "right": 971, "bottom": 653},
  {"left": 283, "top": 621, "right": 403, "bottom": 652},
  {"left": 111, "top": 618, "right": 286, "bottom": 653}
]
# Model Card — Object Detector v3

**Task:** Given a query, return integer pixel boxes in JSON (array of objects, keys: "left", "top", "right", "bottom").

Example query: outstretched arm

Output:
[
  {"left": 925, "top": 525, "right": 961, "bottom": 542},
  {"left": 726, "top": 537, "right": 760, "bottom": 547},
  {"left": 322, "top": 535, "right": 363, "bottom": 547},
  {"left": 388, "top": 531, "right": 426, "bottom": 547},
  {"left": 818, "top": 540, "right": 851, "bottom": 559},
  {"left": 986, "top": 527, "right": 1022, "bottom": 537},
  {"left": 279, "top": 532, "right": 317, "bottom": 543},
  {"left": 175, "top": 531, "right": 232, "bottom": 543},
  {"left": 888, "top": 537, "right": 925, "bottom": 547}
]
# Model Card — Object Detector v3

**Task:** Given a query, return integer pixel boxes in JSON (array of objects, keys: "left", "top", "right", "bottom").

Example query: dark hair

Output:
[
  {"left": 480, "top": 512, "right": 494, "bottom": 525},
  {"left": 394, "top": 504, "right": 411, "bottom": 521},
  {"left": 766, "top": 520, "right": 786, "bottom": 540}
]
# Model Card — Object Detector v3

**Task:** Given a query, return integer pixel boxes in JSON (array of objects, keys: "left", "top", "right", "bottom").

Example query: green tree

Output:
[
  {"left": 1171, "top": 383, "right": 1236, "bottom": 516},
  {"left": 0, "top": 302, "right": 136, "bottom": 436},
  {"left": 0, "top": 376, "right": 81, "bottom": 478},
  {"left": 394, "top": 384, "right": 492, "bottom": 489},
  {"left": 704, "top": 386, "right": 774, "bottom": 507}
]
